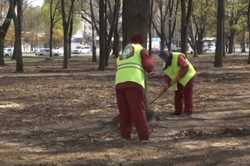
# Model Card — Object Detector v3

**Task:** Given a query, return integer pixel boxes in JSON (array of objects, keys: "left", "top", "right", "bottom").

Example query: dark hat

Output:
[
  {"left": 159, "top": 50, "right": 171, "bottom": 59},
  {"left": 131, "top": 33, "right": 143, "bottom": 44},
  {"left": 159, "top": 50, "right": 173, "bottom": 66}
]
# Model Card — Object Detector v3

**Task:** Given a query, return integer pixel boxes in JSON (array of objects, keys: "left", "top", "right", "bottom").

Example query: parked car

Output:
[
  {"left": 53, "top": 48, "right": 63, "bottom": 56},
  {"left": 35, "top": 48, "right": 63, "bottom": 56},
  {"left": 72, "top": 46, "right": 82, "bottom": 54},
  {"left": 35, "top": 48, "right": 49, "bottom": 56},
  {"left": 204, "top": 45, "right": 216, "bottom": 53},
  {"left": 72, "top": 46, "right": 91, "bottom": 54},
  {"left": 81, "top": 46, "right": 91, "bottom": 54},
  {"left": 4, "top": 48, "right": 14, "bottom": 57}
]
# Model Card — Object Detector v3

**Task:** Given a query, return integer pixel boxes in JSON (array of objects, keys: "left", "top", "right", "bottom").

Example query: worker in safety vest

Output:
[
  {"left": 159, "top": 51, "right": 196, "bottom": 116},
  {"left": 115, "top": 34, "right": 154, "bottom": 141}
]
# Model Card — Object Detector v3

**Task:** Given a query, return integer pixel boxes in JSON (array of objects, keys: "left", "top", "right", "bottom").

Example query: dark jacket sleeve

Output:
[
  {"left": 178, "top": 53, "right": 189, "bottom": 78},
  {"left": 141, "top": 49, "right": 154, "bottom": 73}
]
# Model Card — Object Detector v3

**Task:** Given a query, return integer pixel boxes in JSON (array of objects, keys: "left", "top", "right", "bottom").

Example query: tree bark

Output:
[
  {"left": 181, "top": 0, "right": 192, "bottom": 54},
  {"left": 228, "top": 32, "right": 235, "bottom": 54},
  {"left": 98, "top": 0, "right": 106, "bottom": 70},
  {"left": 61, "top": 0, "right": 75, "bottom": 69},
  {"left": 0, "top": 36, "right": 4, "bottom": 65},
  {"left": 68, "top": 18, "right": 73, "bottom": 59},
  {"left": 214, "top": 0, "right": 224, "bottom": 67},
  {"left": 49, "top": 0, "right": 54, "bottom": 58},
  {"left": 241, "top": 33, "right": 246, "bottom": 53},
  {"left": 14, "top": 0, "right": 24, "bottom": 72},
  {"left": 0, "top": 0, "right": 15, "bottom": 65},
  {"left": 112, "top": 22, "right": 120, "bottom": 58},
  {"left": 122, "top": 0, "right": 150, "bottom": 48},
  {"left": 197, "top": 33, "right": 203, "bottom": 54},
  {"left": 248, "top": 0, "right": 250, "bottom": 64},
  {"left": 148, "top": 0, "right": 154, "bottom": 52},
  {"left": 91, "top": 21, "right": 97, "bottom": 62}
]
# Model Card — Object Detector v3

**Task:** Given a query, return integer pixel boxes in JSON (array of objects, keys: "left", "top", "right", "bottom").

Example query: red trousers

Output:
[
  {"left": 175, "top": 79, "right": 194, "bottom": 114},
  {"left": 116, "top": 84, "right": 150, "bottom": 140}
]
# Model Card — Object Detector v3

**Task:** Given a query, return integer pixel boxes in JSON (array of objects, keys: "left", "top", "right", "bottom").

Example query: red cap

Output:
[{"left": 131, "top": 33, "right": 143, "bottom": 44}]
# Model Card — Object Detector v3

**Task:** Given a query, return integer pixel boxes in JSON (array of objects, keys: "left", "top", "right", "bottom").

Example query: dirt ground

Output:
[{"left": 0, "top": 55, "right": 250, "bottom": 166}]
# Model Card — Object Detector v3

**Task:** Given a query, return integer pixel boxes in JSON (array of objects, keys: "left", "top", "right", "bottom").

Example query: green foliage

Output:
[
  {"left": 225, "top": 0, "right": 248, "bottom": 33},
  {"left": 192, "top": 0, "right": 217, "bottom": 37}
]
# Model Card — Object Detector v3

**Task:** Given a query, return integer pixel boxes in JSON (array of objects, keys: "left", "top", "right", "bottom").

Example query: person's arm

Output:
[
  {"left": 161, "top": 75, "right": 172, "bottom": 92},
  {"left": 175, "top": 53, "right": 189, "bottom": 81},
  {"left": 141, "top": 49, "right": 154, "bottom": 73}
]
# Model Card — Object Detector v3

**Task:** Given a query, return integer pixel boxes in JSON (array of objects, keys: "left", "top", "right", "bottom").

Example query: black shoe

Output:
[
  {"left": 184, "top": 112, "right": 192, "bottom": 116},
  {"left": 171, "top": 112, "right": 182, "bottom": 116}
]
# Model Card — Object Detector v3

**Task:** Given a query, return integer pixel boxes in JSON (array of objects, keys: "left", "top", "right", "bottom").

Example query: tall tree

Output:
[
  {"left": 247, "top": 0, "right": 250, "bottom": 64},
  {"left": 48, "top": 0, "right": 60, "bottom": 57},
  {"left": 60, "top": 0, "right": 75, "bottom": 69},
  {"left": 0, "top": 0, "right": 15, "bottom": 66},
  {"left": 122, "top": 0, "right": 150, "bottom": 47},
  {"left": 80, "top": 0, "right": 98, "bottom": 62},
  {"left": 81, "top": 0, "right": 120, "bottom": 68},
  {"left": 98, "top": 0, "right": 107, "bottom": 70},
  {"left": 148, "top": 0, "right": 154, "bottom": 53},
  {"left": 98, "top": 0, "right": 120, "bottom": 70},
  {"left": 13, "top": 0, "right": 23, "bottom": 72},
  {"left": 192, "top": 0, "right": 214, "bottom": 54},
  {"left": 180, "top": 0, "right": 192, "bottom": 54},
  {"left": 152, "top": 0, "right": 179, "bottom": 51},
  {"left": 226, "top": 0, "right": 248, "bottom": 54},
  {"left": 214, "top": 0, "right": 225, "bottom": 67},
  {"left": 152, "top": 0, "right": 168, "bottom": 51}
]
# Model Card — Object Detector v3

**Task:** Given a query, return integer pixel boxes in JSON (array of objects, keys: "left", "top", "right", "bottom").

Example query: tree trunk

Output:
[
  {"left": 188, "top": 18, "right": 198, "bottom": 57},
  {"left": 0, "top": 0, "right": 15, "bottom": 65},
  {"left": 112, "top": 26, "right": 120, "bottom": 58},
  {"left": 248, "top": 28, "right": 250, "bottom": 64},
  {"left": 197, "top": 33, "right": 203, "bottom": 54},
  {"left": 63, "top": 32, "right": 69, "bottom": 68},
  {"left": 49, "top": 24, "right": 54, "bottom": 58},
  {"left": 0, "top": 37, "right": 4, "bottom": 65},
  {"left": 122, "top": 0, "right": 150, "bottom": 48},
  {"left": 228, "top": 32, "right": 235, "bottom": 54},
  {"left": 160, "top": 35, "right": 166, "bottom": 52},
  {"left": 49, "top": 0, "right": 54, "bottom": 58},
  {"left": 181, "top": 0, "right": 192, "bottom": 54},
  {"left": 248, "top": 0, "right": 250, "bottom": 64},
  {"left": 68, "top": 18, "right": 73, "bottom": 59},
  {"left": 241, "top": 33, "right": 246, "bottom": 53},
  {"left": 104, "top": 0, "right": 121, "bottom": 67},
  {"left": 91, "top": 21, "right": 97, "bottom": 62},
  {"left": 98, "top": 0, "right": 106, "bottom": 70},
  {"left": 15, "top": 0, "right": 24, "bottom": 72},
  {"left": 148, "top": 0, "right": 154, "bottom": 53},
  {"left": 214, "top": 0, "right": 224, "bottom": 67},
  {"left": 61, "top": 0, "right": 75, "bottom": 69}
]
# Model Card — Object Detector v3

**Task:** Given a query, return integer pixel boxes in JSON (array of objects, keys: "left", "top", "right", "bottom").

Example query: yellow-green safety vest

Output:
[
  {"left": 115, "top": 43, "right": 145, "bottom": 88},
  {"left": 164, "top": 52, "right": 196, "bottom": 90}
]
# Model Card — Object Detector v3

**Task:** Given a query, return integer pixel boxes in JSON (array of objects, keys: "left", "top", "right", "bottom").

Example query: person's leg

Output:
[
  {"left": 116, "top": 87, "right": 132, "bottom": 140},
  {"left": 183, "top": 79, "right": 194, "bottom": 115},
  {"left": 174, "top": 83, "right": 184, "bottom": 114},
  {"left": 125, "top": 86, "right": 150, "bottom": 140}
]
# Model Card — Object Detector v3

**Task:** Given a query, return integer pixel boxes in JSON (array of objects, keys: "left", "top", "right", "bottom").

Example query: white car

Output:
[
  {"left": 81, "top": 46, "right": 91, "bottom": 54},
  {"left": 35, "top": 48, "right": 62, "bottom": 56},
  {"left": 72, "top": 46, "right": 91, "bottom": 54},
  {"left": 4, "top": 48, "right": 14, "bottom": 57},
  {"left": 53, "top": 48, "right": 64, "bottom": 56}
]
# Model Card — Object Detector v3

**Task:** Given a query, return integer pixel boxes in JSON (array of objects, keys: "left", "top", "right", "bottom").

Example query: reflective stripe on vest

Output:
[
  {"left": 164, "top": 52, "right": 196, "bottom": 90},
  {"left": 115, "top": 44, "right": 145, "bottom": 88}
]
